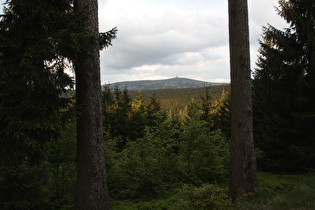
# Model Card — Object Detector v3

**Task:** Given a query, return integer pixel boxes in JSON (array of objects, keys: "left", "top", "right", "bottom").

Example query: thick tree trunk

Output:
[
  {"left": 74, "top": 0, "right": 111, "bottom": 209},
  {"left": 228, "top": 0, "right": 258, "bottom": 201}
]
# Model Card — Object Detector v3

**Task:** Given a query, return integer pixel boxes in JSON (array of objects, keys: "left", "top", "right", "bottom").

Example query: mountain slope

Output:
[{"left": 104, "top": 77, "right": 227, "bottom": 90}]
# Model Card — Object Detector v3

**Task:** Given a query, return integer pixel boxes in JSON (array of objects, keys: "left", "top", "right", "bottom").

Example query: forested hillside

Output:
[
  {"left": 128, "top": 85, "right": 230, "bottom": 117},
  {"left": 106, "top": 77, "right": 227, "bottom": 90}
]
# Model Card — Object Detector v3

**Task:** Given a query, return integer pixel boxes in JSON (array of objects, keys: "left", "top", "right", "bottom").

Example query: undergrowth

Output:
[{"left": 112, "top": 173, "right": 315, "bottom": 210}]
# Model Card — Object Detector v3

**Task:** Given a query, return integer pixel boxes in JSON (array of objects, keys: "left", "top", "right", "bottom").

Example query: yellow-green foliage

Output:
[{"left": 128, "top": 85, "right": 230, "bottom": 118}]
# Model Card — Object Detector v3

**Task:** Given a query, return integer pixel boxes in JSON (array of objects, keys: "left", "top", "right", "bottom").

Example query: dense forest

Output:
[
  {"left": 0, "top": 0, "right": 314, "bottom": 209},
  {"left": 128, "top": 85, "right": 230, "bottom": 117}
]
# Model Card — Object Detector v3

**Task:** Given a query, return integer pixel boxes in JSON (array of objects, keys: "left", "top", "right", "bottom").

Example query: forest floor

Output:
[
  {"left": 112, "top": 172, "right": 315, "bottom": 209},
  {"left": 232, "top": 172, "right": 315, "bottom": 209}
]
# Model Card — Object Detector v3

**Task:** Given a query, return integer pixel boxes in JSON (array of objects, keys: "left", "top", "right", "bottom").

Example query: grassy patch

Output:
[
  {"left": 257, "top": 172, "right": 303, "bottom": 192},
  {"left": 271, "top": 175, "right": 315, "bottom": 209},
  {"left": 232, "top": 173, "right": 315, "bottom": 209}
]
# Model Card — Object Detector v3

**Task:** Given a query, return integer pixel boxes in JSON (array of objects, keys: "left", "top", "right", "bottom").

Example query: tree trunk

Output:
[
  {"left": 74, "top": 0, "right": 111, "bottom": 209},
  {"left": 228, "top": 0, "right": 258, "bottom": 201}
]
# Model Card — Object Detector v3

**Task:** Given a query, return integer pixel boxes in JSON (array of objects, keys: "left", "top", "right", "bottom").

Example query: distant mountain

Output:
[{"left": 103, "top": 77, "right": 228, "bottom": 90}]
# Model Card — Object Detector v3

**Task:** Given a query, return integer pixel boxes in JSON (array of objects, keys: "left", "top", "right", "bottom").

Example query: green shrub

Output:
[
  {"left": 179, "top": 119, "right": 230, "bottom": 184},
  {"left": 174, "top": 184, "right": 231, "bottom": 209}
]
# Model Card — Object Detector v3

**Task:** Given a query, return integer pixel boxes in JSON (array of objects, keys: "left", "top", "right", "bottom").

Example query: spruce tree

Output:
[
  {"left": 0, "top": 1, "right": 80, "bottom": 208},
  {"left": 253, "top": 0, "right": 315, "bottom": 171},
  {"left": 212, "top": 91, "right": 231, "bottom": 139},
  {"left": 102, "top": 84, "right": 115, "bottom": 131},
  {"left": 130, "top": 89, "right": 146, "bottom": 140},
  {"left": 146, "top": 92, "right": 166, "bottom": 127},
  {"left": 0, "top": 0, "right": 116, "bottom": 208}
]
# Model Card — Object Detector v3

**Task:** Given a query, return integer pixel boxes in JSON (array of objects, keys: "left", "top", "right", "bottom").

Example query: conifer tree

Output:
[
  {"left": 212, "top": 91, "right": 231, "bottom": 138},
  {"left": 130, "top": 89, "right": 146, "bottom": 140},
  {"left": 0, "top": 1, "right": 81, "bottom": 208},
  {"left": 102, "top": 84, "right": 115, "bottom": 131},
  {"left": 146, "top": 92, "right": 166, "bottom": 127},
  {"left": 200, "top": 86, "right": 217, "bottom": 130},
  {"left": 253, "top": 0, "right": 315, "bottom": 171}
]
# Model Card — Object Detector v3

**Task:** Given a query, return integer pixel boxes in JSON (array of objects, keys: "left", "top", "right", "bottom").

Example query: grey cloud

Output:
[
  {"left": 101, "top": 9, "right": 228, "bottom": 71},
  {"left": 100, "top": 0, "right": 283, "bottom": 83}
]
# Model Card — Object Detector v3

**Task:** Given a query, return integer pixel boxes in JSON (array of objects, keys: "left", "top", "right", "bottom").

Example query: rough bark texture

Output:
[
  {"left": 228, "top": 0, "right": 259, "bottom": 201},
  {"left": 74, "top": 0, "right": 111, "bottom": 209}
]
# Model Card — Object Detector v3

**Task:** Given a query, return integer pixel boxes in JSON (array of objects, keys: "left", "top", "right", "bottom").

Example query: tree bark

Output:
[
  {"left": 228, "top": 0, "right": 258, "bottom": 201},
  {"left": 74, "top": 0, "right": 111, "bottom": 209}
]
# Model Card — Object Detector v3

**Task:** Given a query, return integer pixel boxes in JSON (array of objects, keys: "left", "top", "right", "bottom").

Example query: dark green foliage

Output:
[
  {"left": 103, "top": 89, "right": 230, "bottom": 200},
  {"left": 0, "top": 0, "right": 76, "bottom": 166},
  {"left": 0, "top": 164, "right": 49, "bottom": 209},
  {"left": 0, "top": 0, "right": 117, "bottom": 207},
  {"left": 104, "top": 114, "right": 182, "bottom": 199},
  {"left": 253, "top": 0, "right": 315, "bottom": 172},
  {"left": 102, "top": 85, "right": 134, "bottom": 150},
  {"left": 100, "top": 86, "right": 231, "bottom": 200},
  {"left": 212, "top": 91, "right": 231, "bottom": 138},
  {"left": 180, "top": 107, "right": 230, "bottom": 184},
  {"left": 146, "top": 92, "right": 167, "bottom": 127},
  {"left": 129, "top": 89, "right": 147, "bottom": 140},
  {"left": 186, "top": 98, "right": 200, "bottom": 120},
  {"left": 200, "top": 86, "right": 216, "bottom": 124},
  {"left": 102, "top": 84, "right": 116, "bottom": 129},
  {"left": 47, "top": 119, "right": 76, "bottom": 209},
  {"left": 0, "top": 0, "right": 81, "bottom": 207},
  {"left": 99, "top": 27, "right": 118, "bottom": 50}
]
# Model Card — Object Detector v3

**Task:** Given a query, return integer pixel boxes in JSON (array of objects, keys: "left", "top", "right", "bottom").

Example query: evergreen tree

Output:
[
  {"left": 180, "top": 105, "right": 229, "bottom": 185},
  {"left": 212, "top": 90, "right": 231, "bottom": 139},
  {"left": 102, "top": 84, "right": 115, "bottom": 131},
  {"left": 48, "top": 119, "right": 76, "bottom": 208},
  {"left": 200, "top": 86, "right": 216, "bottom": 124},
  {"left": 253, "top": 0, "right": 315, "bottom": 171},
  {"left": 130, "top": 89, "right": 146, "bottom": 140},
  {"left": 0, "top": 0, "right": 76, "bottom": 164},
  {"left": 146, "top": 92, "right": 167, "bottom": 127},
  {"left": 0, "top": 1, "right": 80, "bottom": 208},
  {"left": 112, "top": 86, "right": 132, "bottom": 149},
  {"left": 186, "top": 98, "right": 200, "bottom": 120}
]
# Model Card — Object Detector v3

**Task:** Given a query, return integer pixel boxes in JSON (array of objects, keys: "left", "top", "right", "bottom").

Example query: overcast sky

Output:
[{"left": 1, "top": 0, "right": 288, "bottom": 84}]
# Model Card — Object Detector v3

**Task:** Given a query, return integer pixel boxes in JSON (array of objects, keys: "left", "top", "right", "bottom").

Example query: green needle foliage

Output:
[
  {"left": 0, "top": 0, "right": 78, "bottom": 207},
  {"left": 253, "top": 0, "right": 315, "bottom": 172}
]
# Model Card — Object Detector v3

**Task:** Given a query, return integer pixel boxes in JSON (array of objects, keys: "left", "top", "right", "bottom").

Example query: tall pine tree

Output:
[{"left": 253, "top": 0, "right": 315, "bottom": 171}]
